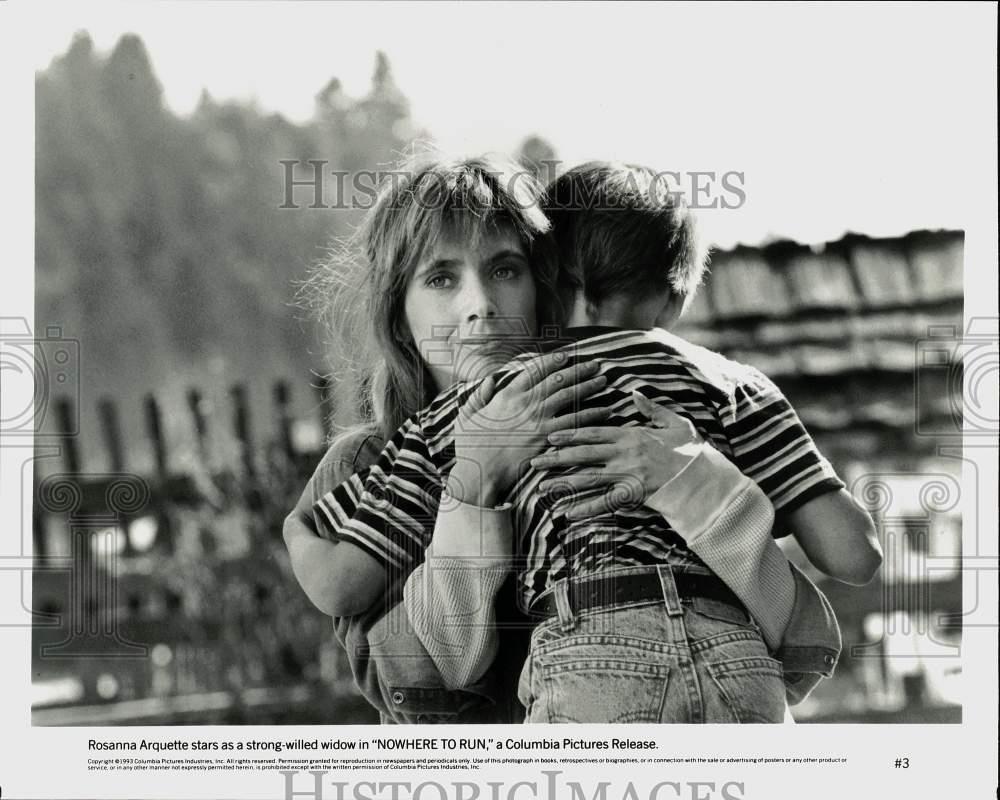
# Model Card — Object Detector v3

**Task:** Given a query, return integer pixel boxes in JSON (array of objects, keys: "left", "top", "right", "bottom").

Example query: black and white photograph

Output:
[{"left": 1, "top": 2, "right": 997, "bottom": 799}]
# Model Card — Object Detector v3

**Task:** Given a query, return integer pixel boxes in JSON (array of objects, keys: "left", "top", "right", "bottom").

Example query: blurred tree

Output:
[
  {"left": 34, "top": 35, "right": 422, "bottom": 465},
  {"left": 358, "top": 51, "right": 418, "bottom": 157},
  {"left": 516, "top": 134, "right": 559, "bottom": 184}
]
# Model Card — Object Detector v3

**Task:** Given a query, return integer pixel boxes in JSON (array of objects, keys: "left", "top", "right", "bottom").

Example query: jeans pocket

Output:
[
  {"left": 533, "top": 637, "right": 672, "bottom": 724},
  {"left": 705, "top": 656, "right": 786, "bottom": 723},
  {"left": 685, "top": 597, "right": 754, "bottom": 629},
  {"left": 529, "top": 618, "right": 563, "bottom": 650}
]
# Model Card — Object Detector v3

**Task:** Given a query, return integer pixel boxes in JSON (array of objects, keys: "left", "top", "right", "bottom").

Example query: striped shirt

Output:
[{"left": 314, "top": 326, "right": 844, "bottom": 610}]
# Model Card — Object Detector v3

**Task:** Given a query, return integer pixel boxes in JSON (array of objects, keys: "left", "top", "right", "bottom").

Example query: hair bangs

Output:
[{"left": 400, "top": 159, "right": 551, "bottom": 268}]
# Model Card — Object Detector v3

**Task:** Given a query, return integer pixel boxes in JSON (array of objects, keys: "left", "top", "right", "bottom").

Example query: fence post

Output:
[
  {"left": 55, "top": 396, "right": 81, "bottom": 474},
  {"left": 98, "top": 397, "right": 126, "bottom": 473},
  {"left": 33, "top": 485, "right": 47, "bottom": 559},
  {"left": 98, "top": 396, "right": 136, "bottom": 556},
  {"left": 142, "top": 394, "right": 173, "bottom": 554},
  {"left": 273, "top": 380, "right": 295, "bottom": 461},
  {"left": 186, "top": 388, "right": 211, "bottom": 467},
  {"left": 143, "top": 395, "right": 169, "bottom": 480},
  {"left": 229, "top": 384, "right": 256, "bottom": 480}
]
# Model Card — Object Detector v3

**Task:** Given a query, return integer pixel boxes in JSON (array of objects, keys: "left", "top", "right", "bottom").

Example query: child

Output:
[{"left": 316, "top": 163, "right": 882, "bottom": 722}]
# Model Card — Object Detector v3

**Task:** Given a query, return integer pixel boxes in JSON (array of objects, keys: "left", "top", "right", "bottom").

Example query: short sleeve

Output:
[
  {"left": 287, "top": 427, "right": 381, "bottom": 538},
  {"left": 312, "top": 417, "right": 443, "bottom": 573},
  {"left": 306, "top": 426, "right": 384, "bottom": 501},
  {"left": 721, "top": 367, "right": 844, "bottom": 518}
]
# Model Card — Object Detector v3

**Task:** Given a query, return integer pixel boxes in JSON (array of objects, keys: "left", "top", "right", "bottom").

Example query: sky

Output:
[
  {"left": 1, "top": 7, "right": 999, "bottom": 791},
  {"left": 22, "top": 2, "right": 1000, "bottom": 248}
]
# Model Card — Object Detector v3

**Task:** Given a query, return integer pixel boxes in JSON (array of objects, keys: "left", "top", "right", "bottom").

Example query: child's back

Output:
[{"left": 433, "top": 325, "right": 846, "bottom": 614}]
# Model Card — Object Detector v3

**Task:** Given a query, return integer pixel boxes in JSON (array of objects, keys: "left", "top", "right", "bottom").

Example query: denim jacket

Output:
[
  {"left": 776, "top": 564, "right": 841, "bottom": 704},
  {"left": 329, "top": 579, "right": 525, "bottom": 724}
]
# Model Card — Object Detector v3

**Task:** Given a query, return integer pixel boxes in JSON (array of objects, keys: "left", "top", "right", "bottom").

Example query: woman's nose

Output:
[{"left": 462, "top": 277, "right": 498, "bottom": 322}]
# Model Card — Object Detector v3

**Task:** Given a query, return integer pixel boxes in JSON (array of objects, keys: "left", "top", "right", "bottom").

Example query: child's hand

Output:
[{"left": 531, "top": 390, "right": 705, "bottom": 520}]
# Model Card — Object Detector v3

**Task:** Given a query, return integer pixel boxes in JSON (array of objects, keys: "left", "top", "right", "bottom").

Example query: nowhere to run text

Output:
[{"left": 369, "top": 738, "right": 657, "bottom": 751}]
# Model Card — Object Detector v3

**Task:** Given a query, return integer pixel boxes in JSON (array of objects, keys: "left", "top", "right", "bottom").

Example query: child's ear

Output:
[{"left": 654, "top": 295, "right": 685, "bottom": 330}]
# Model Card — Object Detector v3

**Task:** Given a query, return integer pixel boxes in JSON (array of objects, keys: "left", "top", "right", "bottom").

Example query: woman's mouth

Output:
[{"left": 457, "top": 336, "right": 528, "bottom": 356}]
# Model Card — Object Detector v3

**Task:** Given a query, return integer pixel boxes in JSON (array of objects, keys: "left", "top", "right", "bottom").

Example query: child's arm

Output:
[
  {"left": 284, "top": 420, "right": 433, "bottom": 619},
  {"left": 283, "top": 497, "right": 388, "bottom": 617},
  {"left": 784, "top": 489, "right": 882, "bottom": 585},
  {"left": 282, "top": 438, "right": 390, "bottom": 617},
  {"left": 724, "top": 368, "right": 882, "bottom": 586}
]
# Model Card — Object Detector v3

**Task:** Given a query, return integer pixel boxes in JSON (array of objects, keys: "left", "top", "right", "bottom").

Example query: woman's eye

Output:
[
  {"left": 425, "top": 274, "right": 453, "bottom": 289},
  {"left": 492, "top": 265, "right": 518, "bottom": 281}
]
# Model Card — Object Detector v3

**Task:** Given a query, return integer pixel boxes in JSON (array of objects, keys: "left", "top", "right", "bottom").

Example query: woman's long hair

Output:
[{"left": 305, "top": 153, "right": 559, "bottom": 446}]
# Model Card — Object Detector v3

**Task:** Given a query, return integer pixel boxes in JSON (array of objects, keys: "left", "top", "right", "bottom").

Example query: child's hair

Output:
[
  {"left": 540, "top": 162, "right": 707, "bottom": 310},
  {"left": 305, "top": 151, "right": 557, "bottom": 443}
]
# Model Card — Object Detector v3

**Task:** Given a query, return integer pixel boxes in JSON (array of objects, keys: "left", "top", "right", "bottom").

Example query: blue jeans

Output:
[{"left": 516, "top": 565, "right": 788, "bottom": 724}]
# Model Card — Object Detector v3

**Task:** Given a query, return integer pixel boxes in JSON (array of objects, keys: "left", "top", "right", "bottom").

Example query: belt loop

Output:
[
  {"left": 553, "top": 580, "right": 577, "bottom": 633},
  {"left": 657, "top": 565, "right": 684, "bottom": 617}
]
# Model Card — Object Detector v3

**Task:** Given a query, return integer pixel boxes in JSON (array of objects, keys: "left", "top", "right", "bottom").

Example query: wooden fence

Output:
[{"left": 31, "top": 377, "right": 379, "bottom": 725}]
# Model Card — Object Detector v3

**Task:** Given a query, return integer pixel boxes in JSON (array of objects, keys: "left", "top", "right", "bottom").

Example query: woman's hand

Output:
[
  {"left": 447, "top": 352, "right": 612, "bottom": 507},
  {"left": 530, "top": 391, "right": 705, "bottom": 520}
]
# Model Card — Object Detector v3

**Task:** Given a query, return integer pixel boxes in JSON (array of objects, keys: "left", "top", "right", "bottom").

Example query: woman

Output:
[
  {"left": 285, "top": 153, "right": 614, "bottom": 722},
  {"left": 283, "top": 153, "right": 791, "bottom": 724}
]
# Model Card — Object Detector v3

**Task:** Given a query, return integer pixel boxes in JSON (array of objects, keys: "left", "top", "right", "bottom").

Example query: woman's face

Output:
[{"left": 403, "top": 223, "right": 538, "bottom": 391}]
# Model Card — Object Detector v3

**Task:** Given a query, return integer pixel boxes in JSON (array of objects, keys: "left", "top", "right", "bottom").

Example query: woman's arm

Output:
[
  {"left": 403, "top": 496, "right": 514, "bottom": 689},
  {"left": 643, "top": 436, "right": 794, "bottom": 649}
]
